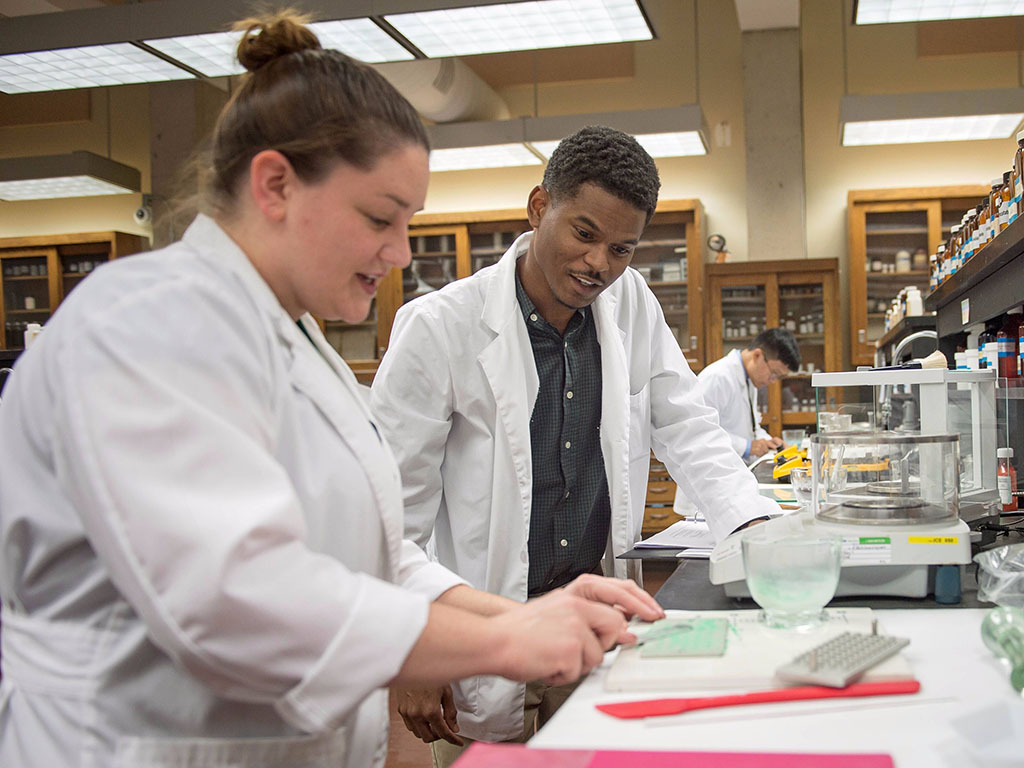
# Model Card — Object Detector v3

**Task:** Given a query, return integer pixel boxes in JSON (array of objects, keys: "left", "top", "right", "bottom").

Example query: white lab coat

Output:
[
  {"left": 697, "top": 349, "right": 771, "bottom": 457},
  {"left": 0, "top": 215, "right": 463, "bottom": 768},
  {"left": 370, "top": 233, "right": 779, "bottom": 742}
]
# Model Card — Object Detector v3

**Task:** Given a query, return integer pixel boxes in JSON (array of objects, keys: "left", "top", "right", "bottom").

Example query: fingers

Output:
[
  {"left": 615, "top": 628, "right": 639, "bottom": 646},
  {"left": 565, "top": 574, "right": 665, "bottom": 621},
  {"left": 397, "top": 687, "right": 463, "bottom": 745},
  {"left": 440, "top": 685, "right": 464, "bottom": 746},
  {"left": 399, "top": 708, "right": 436, "bottom": 743},
  {"left": 572, "top": 596, "right": 630, "bottom": 651}
]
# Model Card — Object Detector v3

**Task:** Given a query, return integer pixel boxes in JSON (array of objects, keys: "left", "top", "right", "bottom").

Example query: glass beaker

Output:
[{"left": 742, "top": 530, "right": 841, "bottom": 630}]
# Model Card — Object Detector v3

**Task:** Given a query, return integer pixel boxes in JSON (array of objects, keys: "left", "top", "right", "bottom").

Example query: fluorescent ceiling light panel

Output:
[
  {"left": 143, "top": 31, "right": 242, "bottom": 77},
  {"left": 854, "top": 0, "right": 1024, "bottom": 24},
  {"left": 526, "top": 105, "right": 709, "bottom": 158},
  {"left": 0, "top": 176, "right": 133, "bottom": 201},
  {"left": 0, "top": 151, "right": 141, "bottom": 201},
  {"left": 530, "top": 131, "right": 706, "bottom": 158},
  {"left": 635, "top": 131, "right": 708, "bottom": 157},
  {"left": 429, "top": 144, "right": 543, "bottom": 172},
  {"left": 385, "top": 0, "right": 653, "bottom": 57},
  {"left": 840, "top": 88, "right": 1024, "bottom": 145},
  {"left": 0, "top": 42, "right": 193, "bottom": 94},
  {"left": 843, "top": 114, "right": 1024, "bottom": 145},
  {"left": 312, "top": 19, "right": 415, "bottom": 63},
  {"left": 144, "top": 19, "right": 413, "bottom": 77}
]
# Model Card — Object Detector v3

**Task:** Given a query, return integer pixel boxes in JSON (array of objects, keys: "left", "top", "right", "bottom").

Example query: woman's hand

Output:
[{"left": 489, "top": 591, "right": 627, "bottom": 685}]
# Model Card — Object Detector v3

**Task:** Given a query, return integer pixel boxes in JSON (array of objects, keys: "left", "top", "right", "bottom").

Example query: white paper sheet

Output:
[{"left": 635, "top": 519, "right": 716, "bottom": 549}]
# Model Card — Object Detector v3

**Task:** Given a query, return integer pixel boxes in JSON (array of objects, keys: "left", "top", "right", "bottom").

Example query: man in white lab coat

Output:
[
  {"left": 699, "top": 328, "right": 801, "bottom": 460},
  {"left": 371, "top": 126, "right": 781, "bottom": 766}
]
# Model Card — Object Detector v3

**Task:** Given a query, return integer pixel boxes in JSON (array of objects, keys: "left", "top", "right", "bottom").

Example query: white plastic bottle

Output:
[
  {"left": 23, "top": 322, "right": 42, "bottom": 349},
  {"left": 906, "top": 287, "right": 923, "bottom": 317}
]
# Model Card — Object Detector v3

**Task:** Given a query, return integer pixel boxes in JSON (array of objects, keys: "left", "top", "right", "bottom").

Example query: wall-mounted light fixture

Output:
[
  {"left": 0, "top": 0, "right": 654, "bottom": 93},
  {"left": 854, "top": 0, "right": 1024, "bottom": 25},
  {"left": 427, "top": 106, "right": 708, "bottom": 172},
  {"left": 840, "top": 88, "right": 1024, "bottom": 146},
  {"left": 0, "top": 151, "right": 141, "bottom": 201}
]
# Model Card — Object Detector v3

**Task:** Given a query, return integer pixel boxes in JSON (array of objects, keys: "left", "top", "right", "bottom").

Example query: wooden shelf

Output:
[
  {"left": 779, "top": 291, "right": 824, "bottom": 300},
  {"left": 865, "top": 227, "right": 928, "bottom": 236},
  {"left": 867, "top": 270, "right": 929, "bottom": 279},
  {"left": 2, "top": 275, "right": 48, "bottom": 281},
  {"left": 646, "top": 280, "right": 687, "bottom": 288},
  {"left": 5, "top": 308, "right": 50, "bottom": 315},
  {"left": 635, "top": 238, "right": 686, "bottom": 249},
  {"left": 781, "top": 411, "right": 817, "bottom": 425}
]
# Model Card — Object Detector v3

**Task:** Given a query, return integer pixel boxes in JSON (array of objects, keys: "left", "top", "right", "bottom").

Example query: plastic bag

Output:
[{"left": 975, "top": 543, "right": 1024, "bottom": 608}]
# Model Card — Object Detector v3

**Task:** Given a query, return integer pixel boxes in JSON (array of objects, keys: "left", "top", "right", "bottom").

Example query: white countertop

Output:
[{"left": 529, "top": 609, "right": 1022, "bottom": 768}]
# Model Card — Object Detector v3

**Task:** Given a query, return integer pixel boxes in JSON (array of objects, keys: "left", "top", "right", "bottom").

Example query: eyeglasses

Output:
[{"left": 762, "top": 357, "right": 791, "bottom": 382}]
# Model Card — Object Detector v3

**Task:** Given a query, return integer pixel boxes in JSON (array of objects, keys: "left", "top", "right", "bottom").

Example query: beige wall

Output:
[
  {"left": 423, "top": 0, "right": 753, "bottom": 260},
  {"left": 0, "top": 85, "right": 153, "bottom": 240},
  {"left": 1, "top": 0, "right": 1020, "bottom": 341},
  {"left": 802, "top": 0, "right": 1019, "bottom": 364}
]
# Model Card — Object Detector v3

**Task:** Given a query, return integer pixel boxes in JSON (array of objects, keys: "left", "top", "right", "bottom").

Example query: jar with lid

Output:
[
  {"left": 905, "top": 287, "right": 923, "bottom": 317},
  {"left": 979, "top": 321, "right": 999, "bottom": 369},
  {"left": 998, "top": 447, "right": 1019, "bottom": 512},
  {"left": 998, "top": 308, "right": 1023, "bottom": 378},
  {"left": 1014, "top": 129, "right": 1024, "bottom": 216},
  {"left": 895, "top": 249, "right": 911, "bottom": 273}
]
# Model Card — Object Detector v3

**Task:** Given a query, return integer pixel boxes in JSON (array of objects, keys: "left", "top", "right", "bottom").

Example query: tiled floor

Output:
[{"left": 383, "top": 562, "right": 674, "bottom": 767}]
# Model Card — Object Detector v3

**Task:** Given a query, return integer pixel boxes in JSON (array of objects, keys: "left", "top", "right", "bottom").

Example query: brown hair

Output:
[{"left": 208, "top": 9, "right": 428, "bottom": 214}]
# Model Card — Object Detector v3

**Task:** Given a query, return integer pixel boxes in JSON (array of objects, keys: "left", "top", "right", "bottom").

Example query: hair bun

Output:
[{"left": 235, "top": 10, "right": 321, "bottom": 73}]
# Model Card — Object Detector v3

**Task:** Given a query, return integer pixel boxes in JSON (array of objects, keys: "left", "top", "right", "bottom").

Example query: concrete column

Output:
[
  {"left": 741, "top": 28, "right": 807, "bottom": 260},
  {"left": 149, "top": 80, "right": 229, "bottom": 248}
]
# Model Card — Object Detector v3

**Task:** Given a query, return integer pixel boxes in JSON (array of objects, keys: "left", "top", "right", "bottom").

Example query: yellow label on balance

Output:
[{"left": 908, "top": 536, "right": 959, "bottom": 545}]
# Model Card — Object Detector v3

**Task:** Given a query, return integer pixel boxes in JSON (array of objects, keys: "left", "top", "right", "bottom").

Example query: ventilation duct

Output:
[{"left": 372, "top": 58, "right": 510, "bottom": 124}]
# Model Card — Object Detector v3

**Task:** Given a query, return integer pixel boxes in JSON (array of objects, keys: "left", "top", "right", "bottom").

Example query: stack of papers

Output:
[{"left": 635, "top": 520, "right": 715, "bottom": 558}]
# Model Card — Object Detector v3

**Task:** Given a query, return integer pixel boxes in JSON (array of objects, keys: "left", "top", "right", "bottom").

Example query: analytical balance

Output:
[{"left": 710, "top": 430, "right": 972, "bottom": 598}]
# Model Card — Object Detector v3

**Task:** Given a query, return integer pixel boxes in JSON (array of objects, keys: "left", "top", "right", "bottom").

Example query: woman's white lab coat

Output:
[
  {"left": 0, "top": 215, "right": 462, "bottom": 768},
  {"left": 370, "top": 232, "right": 779, "bottom": 742}
]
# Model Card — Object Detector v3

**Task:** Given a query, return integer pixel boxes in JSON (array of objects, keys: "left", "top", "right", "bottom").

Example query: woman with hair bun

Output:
[{"left": 0, "top": 11, "right": 660, "bottom": 768}]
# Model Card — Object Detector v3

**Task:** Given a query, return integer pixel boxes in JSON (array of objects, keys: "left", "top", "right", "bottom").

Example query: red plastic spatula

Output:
[{"left": 596, "top": 679, "right": 921, "bottom": 719}]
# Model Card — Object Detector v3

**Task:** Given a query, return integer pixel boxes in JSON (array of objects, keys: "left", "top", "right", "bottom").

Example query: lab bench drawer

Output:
[
  {"left": 641, "top": 505, "right": 683, "bottom": 536},
  {"left": 645, "top": 481, "right": 677, "bottom": 505}
]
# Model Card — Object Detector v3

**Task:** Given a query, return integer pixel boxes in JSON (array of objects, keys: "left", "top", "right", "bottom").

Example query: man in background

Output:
[{"left": 697, "top": 328, "right": 801, "bottom": 460}]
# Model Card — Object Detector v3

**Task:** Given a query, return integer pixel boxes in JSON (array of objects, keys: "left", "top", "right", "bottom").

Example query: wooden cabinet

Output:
[
  {"left": 705, "top": 259, "right": 840, "bottom": 437},
  {"left": 0, "top": 231, "right": 146, "bottom": 350},
  {"left": 641, "top": 453, "right": 685, "bottom": 537},
  {"left": 847, "top": 186, "right": 990, "bottom": 368},
  {"left": 328, "top": 200, "right": 708, "bottom": 382}
]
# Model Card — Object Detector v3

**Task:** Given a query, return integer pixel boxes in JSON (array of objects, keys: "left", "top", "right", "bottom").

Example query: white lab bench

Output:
[{"left": 529, "top": 609, "right": 1021, "bottom": 767}]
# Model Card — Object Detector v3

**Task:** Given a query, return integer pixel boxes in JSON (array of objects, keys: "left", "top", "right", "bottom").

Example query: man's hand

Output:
[
  {"left": 394, "top": 684, "right": 463, "bottom": 745},
  {"left": 749, "top": 438, "right": 780, "bottom": 458}
]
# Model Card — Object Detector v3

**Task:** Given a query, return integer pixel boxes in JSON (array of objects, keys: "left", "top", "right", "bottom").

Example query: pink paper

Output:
[{"left": 452, "top": 743, "right": 895, "bottom": 768}]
